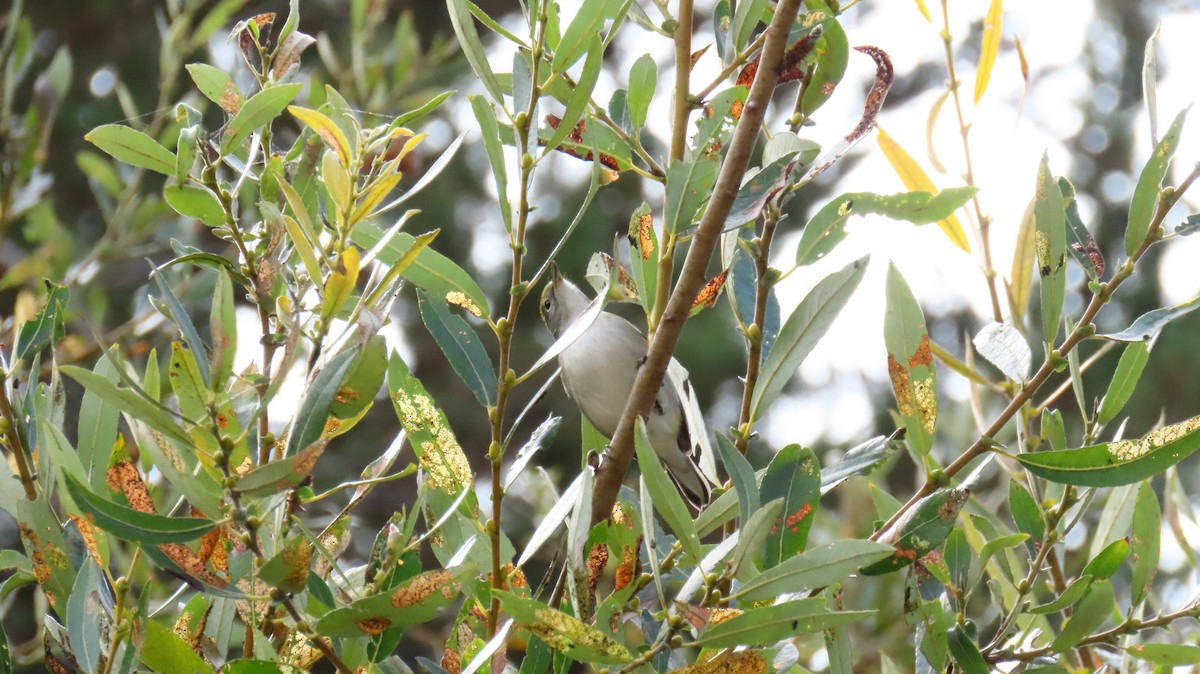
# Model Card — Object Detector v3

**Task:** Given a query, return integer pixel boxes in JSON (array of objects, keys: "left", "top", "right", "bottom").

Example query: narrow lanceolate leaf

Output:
[
  {"left": 663, "top": 157, "right": 718, "bottom": 235},
  {"left": 715, "top": 434, "right": 759, "bottom": 526},
  {"left": 695, "top": 598, "right": 874, "bottom": 648},
  {"left": 733, "top": 540, "right": 894, "bottom": 601},
  {"left": 354, "top": 224, "right": 488, "bottom": 318},
  {"left": 15, "top": 281, "right": 69, "bottom": 362},
  {"left": 64, "top": 473, "right": 215, "bottom": 544},
  {"left": 946, "top": 625, "right": 988, "bottom": 674},
  {"left": 417, "top": 290, "right": 495, "bottom": 407},
  {"left": 319, "top": 246, "right": 360, "bottom": 321},
  {"left": 1058, "top": 177, "right": 1105, "bottom": 280},
  {"left": 1142, "top": 27, "right": 1161, "bottom": 145},
  {"left": 1097, "top": 341, "right": 1150, "bottom": 426},
  {"left": 760, "top": 444, "right": 821, "bottom": 568},
  {"left": 209, "top": 270, "right": 236, "bottom": 392},
  {"left": 258, "top": 536, "right": 313, "bottom": 594},
  {"left": 387, "top": 353, "right": 474, "bottom": 499},
  {"left": 315, "top": 569, "right": 460, "bottom": 638},
  {"left": 496, "top": 590, "right": 633, "bottom": 664},
  {"left": 1033, "top": 152, "right": 1066, "bottom": 345},
  {"left": 1125, "top": 644, "right": 1200, "bottom": 667},
  {"left": 288, "top": 105, "right": 352, "bottom": 167},
  {"left": 59, "top": 365, "right": 192, "bottom": 448},
  {"left": 627, "top": 53, "right": 656, "bottom": 130},
  {"left": 66, "top": 559, "right": 104, "bottom": 674},
  {"left": 820, "top": 432, "right": 904, "bottom": 494},
  {"left": 220, "top": 83, "right": 302, "bottom": 154},
  {"left": 635, "top": 419, "right": 702, "bottom": 564},
  {"left": 799, "top": 11, "right": 849, "bottom": 118},
  {"left": 151, "top": 267, "right": 212, "bottom": 387},
  {"left": 1008, "top": 196, "right": 1037, "bottom": 320},
  {"left": 751, "top": 256, "right": 869, "bottom": 420},
  {"left": 861, "top": 484, "right": 970, "bottom": 576},
  {"left": 876, "top": 127, "right": 970, "bottom": 251},
  {"left": 235, "top": 442, "right": 327, "bottom": 498},
  {"left": 1126, "top": 107, "right": 1188, "bottom": 257},
  {"left": 974, "top": 0, "right": 1002, "bottom": 104},
  {"left": 1051, "top": 580, "right": 1115, "bottom": 652},
  {"left": 884, "top": 264, "right": 936, "bottom": 457},
  {"left": 1129, "top": 480, "right": 1161, "bottom": 607},
  {"left": 1017, "top": 415, "right": 1200, "bottom": 487},
  {"left": 285, "top": 346, "right": 359, "bottom": 457},
  {"left": 552, "top": 0, "right": 611, "bottom": 72},
  {"left": 85, "top": 124, "right": 176, "bottom": 175},
  {"left": 1096, "top": 295, "right": 1200, "bottom": 342},
  {"left": 446, "top": 0, "right": 503, "bottom": 101},
  {"left": 545, "top": 35, "right": 602, "bottom": 154}
]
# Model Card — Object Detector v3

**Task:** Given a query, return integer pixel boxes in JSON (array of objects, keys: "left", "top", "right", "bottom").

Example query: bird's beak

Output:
[{"left": 549, "top": 261, "right": 562, "bottom": 283}]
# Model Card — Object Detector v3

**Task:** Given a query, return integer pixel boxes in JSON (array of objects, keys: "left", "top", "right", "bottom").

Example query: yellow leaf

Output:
[
  {"left": 289, "top": 106, "right": 353, "bottom": 167},
  {"left": 322, "top": 148, "right": 353, "bottom": 226},
  {"left": 876, "top": 127, "right": 971, "bottom": 252},
  {"left": 351, "top": 173, "right": 403, "bottom": 226},
  {"left": 1008, "top": 196, "right": 1036, "bottom": 320},
  {"left": 974, "top": 0, "right": 1003, "bottom": 104},
  {"left": 912, "top": 0, "right": 931, "bottom": 22},
  {"left": 321, "top": 247, "right": 361, "bottom": 321}
]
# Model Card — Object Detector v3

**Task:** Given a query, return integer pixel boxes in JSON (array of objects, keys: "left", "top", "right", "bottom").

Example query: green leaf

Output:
[
  {"left": 1034, "top": 152, "right": 1067, "bottom": 344},
  {"left": 731, "top": 498, "right": 783, "bottom": 576},
  {"left": 695, "top": 597, "right": 874, "bottom": 648},
  {"left": 751, "top": 256, "right": 868, "bottom": 420},
  {"left": 315, "top": 567, "right": 460, "bottom": 637},
  {"left": 627, "top": 53, "right": 656, "bottom": 130},
  {"left": 760, "top": 444, "right": 821, "bottom": 568},
  {"left": 259, "top": 537, "right": 312, "bottom": 594},
  {"left": 142, "top": 618, "right": 216, "bottom": 674},
  {"left": 1096, "top": 295, "right": 1200, "bottom": 342},
  {"left": 64, "top": 473, "right": 216, "bottom": 544},
  {"left": 84, "top": 124, "right": 176, "bottom": 175},
  {"left": 220, "top": 83, "right": 303, "bottom": 155},
  {"left": 417, "top": 290, "right": 495, "bottom": 407},
  {"left": 733, "top": 539, "right": 894, "bottom": 601},
  {"left": 1097, "top": 341, "right": 1150, "bottom": 426},
  {"left": 946, "top": 625, "right": 988, "bottom": 674},
  {"left": 635, "top": 419, "right": 702, "bottom": 564},
  {"left": 66, "top": 558, "right": 104, "bottom": 674},
  {"left": 715, "top": 434, "right": 758, "bottom": 526},
  {"left": 1129, "top": 480, "right": 1160, "bottom": 606},
  {"left": 731, "top": 0, "right": 769, "bottom": 52},
  {"left": 1029, "top": 575, "right": 1093, "bottom": 614},
  {"left": 234, "top": 442, "right": 326, "bottom": 498},
  {"left": 285, "top": 346, "right": 359, "bottom": 457},
  {"left": 497, "top": 589, "right": 632, "bottom": 664},
  {"left": 1017, "top": 415, "right": 1200, "bottom": 486},
  {"left": 354, "top": 222, "right": 490, "bottom": 320},
  {"left": 151, "top": 267, "right": 212, "bottom": 388},
  {"left": 1057, "top": 177, "right": 1105, "bottom": 281},
  {"left": 663, "top": 156, "right": 718, "bottom": 235},
  {"left": 1126, "top": 107, "right": 1188, "bottom": 256},
  {"left": 1009, "top": 196, "right": 1037, "bottom": 320},
  {"left": 1124, "top": 643, "right": 1200, "bottom": 666},
  {"left": 328, "top": 335, "right": 388, "bottom": 427},
  {"left": 1085, "top": 540, "right": 1131, "bottom": 580},
  {"left": 446, "top": 0, "right": 504, "bottom": 102},
  {"left": 796, "top": 189, "right": 975, "bottom": 266},
  {"left": 209, "top": 270, "right": 237, "bottom": 392},
  {"left": 800, "top": 5, "right": 848, "bottom": 117},
  {"left": 546, "top": 36, "right": 603, "bottom": 154},
  {"left": 386, "top": 352, "right": 475, "bottom": 501},
  {"left": 1051, "top": 579, "right": 1114, "bottom": 652},
  {"left": 186, "top": 63, "right": 241, "bottom": 113},
  {"left": 15, "top": 281, "right": 68, "bottom": 361},
  {"left": 553, "top": 0, "right": 610, "bottom": 72},
  {"left": 884, "top": 263, "right": 936, "bottom": 457},
  {"left": 467, "top": 95, "right": 511, "bottom": 232},
  {"left": 1008, "top": 481, "right": 1044, "bottom": 558},
  {"left": 59, "top": 365, "right": 192, "bottom": 448},
  {"left": 76, "top": 356, "right": 121, "bottom": 491},
  {"left": 861, "top": 485, "right": 969, "bottom": 575},
  {"left": 164, "top": 184, "right": 225, "bottom": 227}
]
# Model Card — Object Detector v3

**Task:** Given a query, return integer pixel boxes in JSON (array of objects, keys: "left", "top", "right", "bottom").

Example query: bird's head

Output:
[{"left": 540, "top": 264, "right": 589, "bottom": 338}]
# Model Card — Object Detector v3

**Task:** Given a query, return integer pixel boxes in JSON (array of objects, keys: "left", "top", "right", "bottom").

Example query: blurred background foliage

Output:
[{"left": 2, "top": 0, "right": 1198, "bottom": 670}]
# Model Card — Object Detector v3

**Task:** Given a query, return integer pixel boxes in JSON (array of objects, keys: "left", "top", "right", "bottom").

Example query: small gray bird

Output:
[{"left": 539, "top": 268, "right": 711, "bottom": 506}]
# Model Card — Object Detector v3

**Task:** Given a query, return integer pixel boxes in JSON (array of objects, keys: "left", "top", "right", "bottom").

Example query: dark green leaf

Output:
[
  {"left": 760, "top": 444, "right": 821, "bottom": 568},
  {"left": 1017, "top": 415, "right": 1200, "bottom": 486},
  {"left": 15, "top": 281, "right": 68, "bottom": 361},
  {"left": 315, "top": 568, "right": 460, "bottom": 637},
  {"left": 663, "top": 156, "right": 718, "bottom": 235},
  {"left": 820, "top": 432, "right": 903, "bottom": 494},
  {"left": 468, "top": 95, "right": 512, "bottom": 232},
  {"left": 946, "top": 625, "right": 988, "bottom": 674},
  {"left": 1057, "top": 177, "right": 1104, "bottom": 281},
  {"left": 1126, "top": 107, "right": 1188, "bottom": 256},
  {"left": 1008, "top": 481, "right": 1043, "bottom": 558},
  {"left": 328, "top": 335, "right": 388, "bottom": 426},
  {"left": 695, "top": 597, "right": 874, "bottom": 648},
  {"left": 1029, "top": 575, "right": 1093, "bottom": 614},
  {"left": 546, "top": 36, "right": 603, "bottom": 154},
  {"left": 234, "top": 442, "right": 326, "bottom": 498},
  {"left": 64, "top": 473, "right": 215, "bottom": 544},
  {"left": 800, "top": 5, "right": 848, "bottom": 117},
  {"left": 84, "top": 124, "right": 176, "bottom": 175},
  {"left": 66, "top": 558, "right": 104, "bottom": 674},
  {"left": 715, "top": 434, "right": 758, "bottom": 526},
  {"left": 150, "top": 267, "right": 212, "bottom": 388},
  {"left": 59, "top": 365, "right": 192, "bottom": 448},
  {"left": 353, "top": 224, "right": 490, "bottom": 320},
  {"left": 752, "top": 256, "right": 869, "bottom": 420},
  {"left": 862, "top": 485, "right": 969, "bottom": 576},
  {"left": 284, "top": 347, "right": 359, "bottom": 457}
]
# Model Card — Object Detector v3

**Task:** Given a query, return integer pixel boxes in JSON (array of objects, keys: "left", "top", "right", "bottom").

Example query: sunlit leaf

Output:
[
  {"left": 1017, "top": 415, "right": 1200, "bottom": 486},
  {"left": 876, "top": 127, "right": 970, "bottom": 251},
  {"left": 220, "top": 83, "right": 302, "bottom": 155},
  {"left": 695, "top": 598, "right": 874, "bottom": 648},
  {"left": 974, "top": 0, "right": 1002, "bottom": 104},
  {"left": 85, "top": 124, "right": 176, "bottom": 175},
  {"left": 884, "top": 264, "right": 937, "bottom": 457},
  {"left": 1033, "top": 152, "right": 1066, "bottom": 344},
  {"left": 1126, "top": 107, "right": 1188, "bottom": 257}
]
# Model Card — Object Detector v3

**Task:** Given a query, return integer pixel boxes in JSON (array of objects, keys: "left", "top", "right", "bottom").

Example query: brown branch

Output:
[{"left": 591, "top": 0, "right": 805, "bottom": 524}]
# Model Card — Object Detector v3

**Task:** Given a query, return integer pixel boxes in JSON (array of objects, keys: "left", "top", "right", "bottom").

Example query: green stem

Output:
[{"left": 0, "top": 377, "right": 37, "bottom": 500}]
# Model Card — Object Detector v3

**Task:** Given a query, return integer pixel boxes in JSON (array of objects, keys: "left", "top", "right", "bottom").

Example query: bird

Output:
[{"left": 539, "top": 266, "right": 711, "bottom": 506}]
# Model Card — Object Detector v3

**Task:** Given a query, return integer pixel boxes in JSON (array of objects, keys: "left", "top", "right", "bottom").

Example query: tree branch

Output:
[{"left": 591, "top": 0, "right": 804, "bottom": 524}]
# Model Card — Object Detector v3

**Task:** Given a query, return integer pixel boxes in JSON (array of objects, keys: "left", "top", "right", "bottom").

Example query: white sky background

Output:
[{"left": 450, "top": 0, "right": 1200, "bottom": 452}]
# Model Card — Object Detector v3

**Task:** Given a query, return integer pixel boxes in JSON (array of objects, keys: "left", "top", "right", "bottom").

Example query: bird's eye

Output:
[{"left": 543, "top": 298, "right": 552, "bottom": 311}]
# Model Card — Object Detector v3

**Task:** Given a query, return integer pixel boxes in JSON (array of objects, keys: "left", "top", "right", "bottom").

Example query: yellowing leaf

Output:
[
  {"left": 877, "top": 127, "right": 970, "bottom": 252},
  {"left": 289, "top": 106, "right": 352, "bottom": 167},
  {"left": 321, "top": 247, "right": 360, "bottom": 321},
  {"left": 912, "top": 0, "right": 931, "bottom": 22},
  {"left": 975, "top": 0, "right": 1003, "bottom": 104}
]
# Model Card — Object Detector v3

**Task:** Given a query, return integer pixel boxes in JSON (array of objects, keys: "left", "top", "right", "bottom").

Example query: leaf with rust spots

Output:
[
  {"left": 884, "top": 264, "right": 936, "bottom": 457},
  {"left": 105, "top": 457, "right": 156, "bottom": 514},
  {"left": 761, "top": 444, "right": 821, "bottom": 568},
  {"left": 613, "top": 538, "right": 641, "bottom": 591},
  {"left": 233, "top": 440, "right": 327, "bottom": 498},
  {"left": 260, "top": 537, "right": 313, "bottom": 593},
  {"left": 627, "top": 207, "right": 655, "bottom": 261},
  {"left": 667, "top": 649, "right": 767, "bottom": 674},
  {"left": 497, "top": 589, "right": 633, "bottom": 663},
  {"left": 313, "top": 568, "right": 461, "bottom": 637},
  {"left": 690, "top": 270, "right": 729, "bottom": 314},
  {"left": 356, "top": 617, "right": 392, "bottom": 635},
  {"left": 861, "top": 486, "right": 968, "bottom": 576},
  {"left": 159, "top": 542, "right": 229, "bottom": 588}
]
